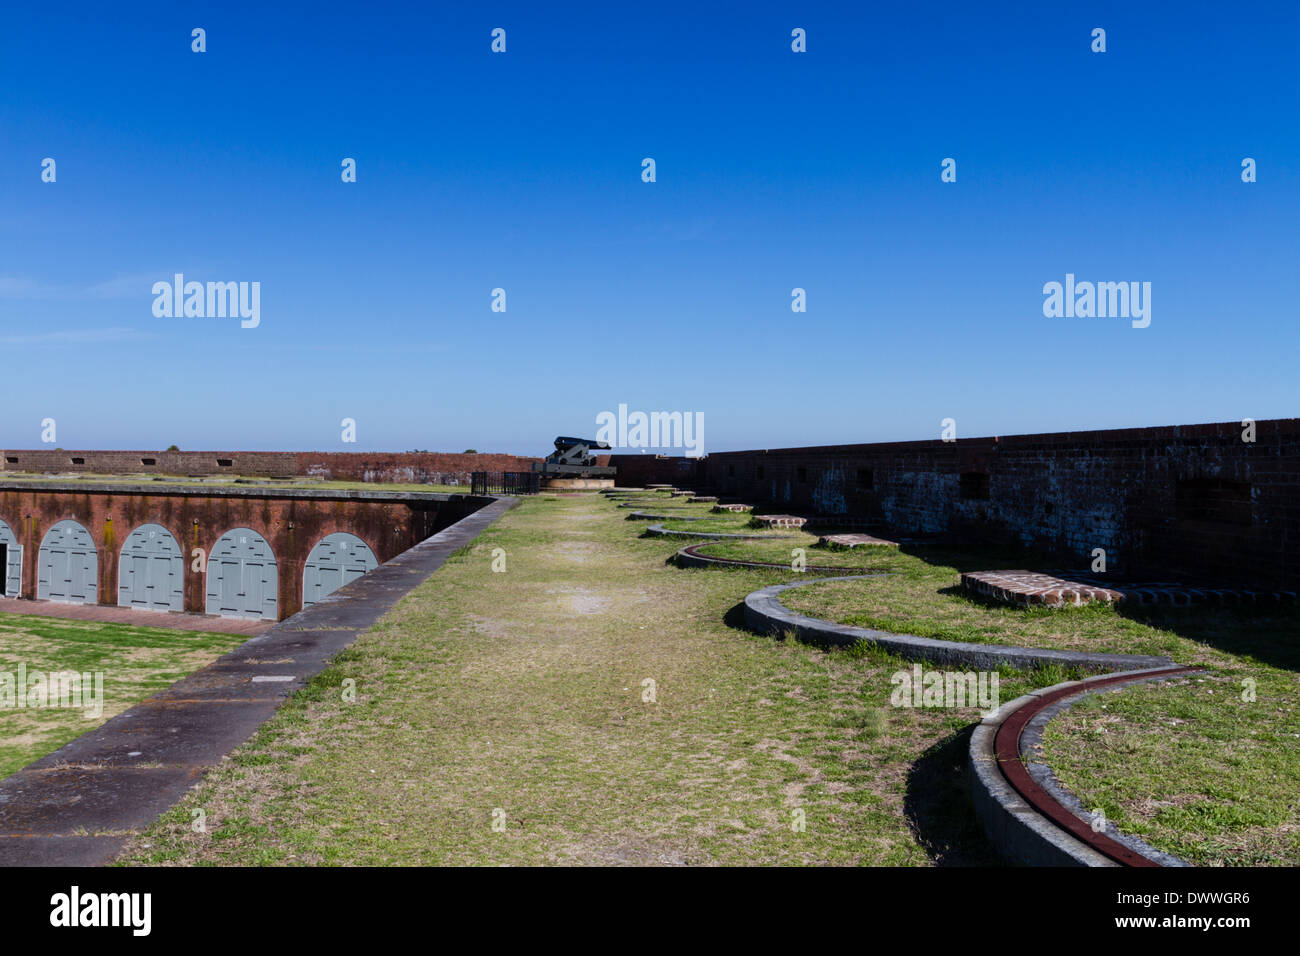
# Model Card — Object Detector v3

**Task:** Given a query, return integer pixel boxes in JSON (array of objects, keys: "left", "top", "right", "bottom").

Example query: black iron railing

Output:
[{"left": 471, "top": 471, "right": 540, "bottom": 496}]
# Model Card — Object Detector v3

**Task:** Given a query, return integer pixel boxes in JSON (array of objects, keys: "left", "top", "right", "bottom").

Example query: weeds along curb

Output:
[
  {"left": 969, "top": 666, "right": 1200, "bottom": 867},
  {"left": 743, "top": 576, "right": 1173, "bottom": 671}
]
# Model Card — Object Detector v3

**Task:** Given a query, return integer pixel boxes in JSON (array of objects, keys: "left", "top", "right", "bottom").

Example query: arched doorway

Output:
[
  {"left": 118, "top": 523, "right": 184, "bottom": 612},
  {"left": 0, "top": 517, "right": 22, "bottom": 597},
  {"left": 303, "top": 532, "right": 378, "bottom": 607},
  {"left": 206, "top": 528, "right": 278, "bottom": 620},
  {"left": 38, "top": 519, "right": 98, "bottom": 605}
]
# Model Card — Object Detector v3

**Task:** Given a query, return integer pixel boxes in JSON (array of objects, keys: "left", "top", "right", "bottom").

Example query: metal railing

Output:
[{"left": 471, "top": 471, "right": 540, "bottom": 496}]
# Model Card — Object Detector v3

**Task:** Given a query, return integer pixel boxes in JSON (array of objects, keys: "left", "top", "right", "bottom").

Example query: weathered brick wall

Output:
[
  {"left": 0, "top": 484, "right": 483, "bottom": 620},
  {"left": 701, "top": 419, "right": 1299, "bottom": 589},
  {"left": 0, "top": 450, "right": 299, "bottom": 477},
  {"left": 0, "top": 450, "right": 540, "bottom": 484},
  {"left": 297, "top": 452, "right": 538, "bottom": 485},
  {"left": 606, "top": 454, "right": 706, "bottom": 487}
]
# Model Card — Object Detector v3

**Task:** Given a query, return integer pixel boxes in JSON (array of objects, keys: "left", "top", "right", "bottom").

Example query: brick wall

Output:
[
  {"left": 697, "top": 418, "right": 1298, "bottom": 589},
  {"left": 606, "top": 454, "right": 706, "bottom": 488},
  {"left": 297, "top": 452, "right": 538, "bottom": 485},
  {"left": 0, "top": 450, "right": 299, "bottom": 477},
  {"left": 0, "top": 450, "right": 540, "bottom": 484},
  {"left": 0, "top": 483, "right": 484, "bottom": 620}
]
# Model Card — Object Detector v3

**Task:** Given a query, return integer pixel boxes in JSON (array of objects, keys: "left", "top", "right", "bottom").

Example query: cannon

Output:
[
  {"left": 534, "top": 437, "right": 616, "bottom": 477},
  {"left": 532, "top": 437, "right": 617, "bottom": 489}
]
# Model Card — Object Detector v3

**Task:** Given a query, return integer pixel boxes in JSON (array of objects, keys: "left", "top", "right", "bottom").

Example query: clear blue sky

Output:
[{"left": 1, "top": 1, "right": 1296, "bottom": 456}]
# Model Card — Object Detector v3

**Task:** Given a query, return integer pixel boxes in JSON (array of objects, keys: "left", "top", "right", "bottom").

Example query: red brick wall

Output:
[
  {"left": 0, "top": 450, "right": 540, "bottom": 484},
  {"left": 0, "top": 486, "right": 481, "bottom": 620},
  {"left": 693, "top": 419, "right": 1299, "bottom": 589},
  {"left": 297, "top": 452, "right": 538, "bottom": 484},
  {"left": 0, "top": 450, "right": 298, "bottom": 477}
]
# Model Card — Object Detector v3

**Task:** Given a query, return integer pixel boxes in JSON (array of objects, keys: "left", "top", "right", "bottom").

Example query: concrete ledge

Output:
[
  {"left": 743, "top": 576, "right": 1173, "bottom": 670},
  {"left": 969, "top": 667, "right": 1199, "bottom": 867},
  {"left": 626, "top": 512, "right": 708, "bottom": 522},
  {"left": 0, "top": 495, "right": 518, "bottom": 866},
  {"left": 645, "top": 523, "right": 793, "bottom": 540},
  {"left": 673, "top": 543, "right": 882, "bottom": 575}
]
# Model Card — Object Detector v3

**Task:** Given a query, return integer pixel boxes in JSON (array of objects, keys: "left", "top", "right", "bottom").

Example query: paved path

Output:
[
  {"left": 0, "top": 497, "right": 516, "bottom": 866},
  {"left": 0, "top": 597, "right": 270, "bottom": 636}
]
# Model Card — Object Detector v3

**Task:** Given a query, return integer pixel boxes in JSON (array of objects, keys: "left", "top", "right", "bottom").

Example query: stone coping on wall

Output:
[
  {"left": 743, "top": 576, "right": 1173, "bottom": 671},
  {"left": 0, "top": 495, "right": 517, "bottom": 867},
  {"left": 0, "top": 478, "right": 480, "bottom": 505},
  {"left": 968, "top": 667, "right": 1200, "bottom": 867},
  {"left": 963, "top": 569, "right": 1298, "bottom": 607}
]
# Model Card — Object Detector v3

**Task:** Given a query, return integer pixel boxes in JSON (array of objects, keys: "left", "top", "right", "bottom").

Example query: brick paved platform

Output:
[
  {"left": 750, "top": 514, "right": 807, "bottom": 529},
  {"left": 712, "top": 503, "right": 753, "bottom": 513},
  {"left": 962, "top": 570, "right": 1298, "bottom": 608},
  {"left": 0, "top": 598, "right": 271, "bottom": 636},
  {"left": 818, "top": 533, "right": 899, "bottom": 549}
]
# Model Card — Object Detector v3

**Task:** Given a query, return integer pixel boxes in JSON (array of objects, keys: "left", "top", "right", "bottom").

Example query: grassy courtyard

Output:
[
  {"left": 104, "top": 493, "right": 1298, "bottom": 866},
  {"left": 0, "top": 615, "right": 246, "bottom": 778},
  {"left": 114, "top": 494, "right": 1062, "bottom": 866}
]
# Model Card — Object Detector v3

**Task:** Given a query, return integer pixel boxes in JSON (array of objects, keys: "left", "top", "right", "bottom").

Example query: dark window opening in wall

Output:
[
  {"left": 728, "top": 464, "right": 735, "bottom": 477},
  {"left": 140, "top": 458, "right": 156, "bottom": 466},
  {"left": 960, "top": 471, "right": 990, "bottom": 500},
  {"left": 217, "top": 459, "right": 233, "bottom": 467},
  {"left": 70, "top": 457, "right": 85, "bottom": 465},
  {"left": 1176, "top": 478, "right": 1252, "bottom": 527},
  {"left": 797, "top": 467, "right": 807, "bottom": 483},
  {"left": 1043, "top": 501, "right": 1055, "bottom": 516},
  {"left": 5, "top": 457, "right": 17, "bottom": 464},
  {"left": 856, "top": 468, "right": 874, "bottom": 490},
  {"left": 757, "top": 466, "right": 765, "bottom": 480}
]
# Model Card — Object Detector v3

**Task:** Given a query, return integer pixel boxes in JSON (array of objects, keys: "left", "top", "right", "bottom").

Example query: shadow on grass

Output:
[{"left": 903, "top": 726, "right": 1005, "bottom": 866}]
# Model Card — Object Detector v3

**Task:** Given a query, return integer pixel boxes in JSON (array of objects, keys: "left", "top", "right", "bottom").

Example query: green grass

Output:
[
  {"left": 1042, "top": 672, "right": 1300, "bottom": 865},
  {"left": 0, "top": 615, "right": 246, "bottom": 777},
  {"left": 658, "top": 513, "right": 793, "bottom": 535},
  {"left": 113, "top": 494, "right": 1066, "bottom": 866},
  {"left": 695, "top": 536, "right": 904, "bottom": 570},
  {"left": 105, "top": 495, "right": 1298, "bottom": 866}
]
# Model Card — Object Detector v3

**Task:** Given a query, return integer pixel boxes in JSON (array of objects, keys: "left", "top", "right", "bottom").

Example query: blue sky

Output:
[{"left": 1, "top": 1, "right": 1296, "bottom": 456}]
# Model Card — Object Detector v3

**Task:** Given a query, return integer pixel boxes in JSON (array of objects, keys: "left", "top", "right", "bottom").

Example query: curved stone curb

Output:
[
  {"left": 743, "top": 576, "right": 1173, "bottom": 671},
  {"left": 969, "top": 666, "right": 1200, "bottom": 867},
  {"left": 673, "top": 543, "right": 884, "bottom": 575},
  {"left": 627, "top": 512, "right": 709, "bottom": 522},
  {"left": 617, "top": 502, "right": 701, "bottom": 510},
  {"left": 645, "top": 523, "right": 793, "bottom": 540}
]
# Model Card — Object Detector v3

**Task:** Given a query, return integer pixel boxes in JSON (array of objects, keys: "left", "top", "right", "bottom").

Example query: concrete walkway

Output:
[
  {"left": 0, "top": 497, "right": 516, "bottom": 866},
  {"left": 0, "top": 597, "right": 270, "bottom": 636}
]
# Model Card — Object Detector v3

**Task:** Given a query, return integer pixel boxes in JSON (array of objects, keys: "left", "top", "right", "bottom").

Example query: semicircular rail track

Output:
[{"left": 973, "top": 666, "right": 1202, "bottom": 867}]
